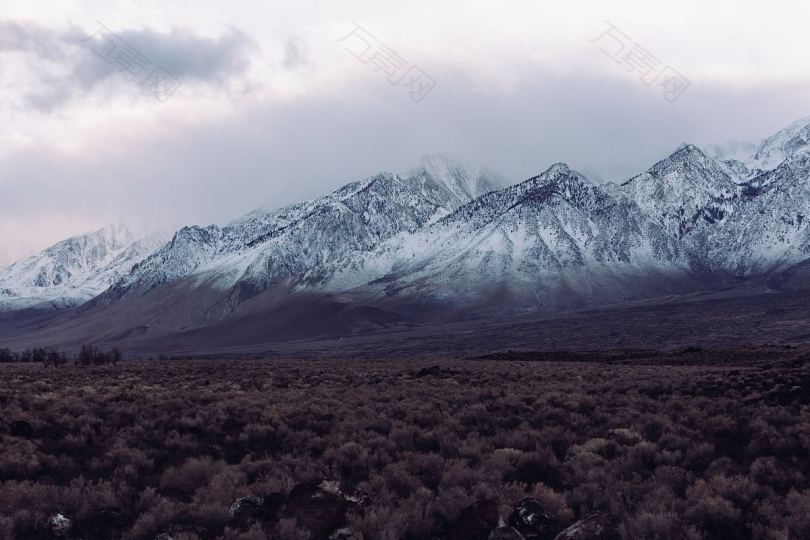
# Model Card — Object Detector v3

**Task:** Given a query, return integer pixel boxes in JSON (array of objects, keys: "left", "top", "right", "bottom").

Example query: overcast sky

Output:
[{"left": 1, "top": 0, "right": 810, "bottom": 266}]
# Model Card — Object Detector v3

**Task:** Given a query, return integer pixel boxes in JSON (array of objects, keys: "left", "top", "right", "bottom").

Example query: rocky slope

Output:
[
  {"left": 5, "top": 119, "right": 810, "bottom": 348},
  {"left": 109, "top": 156, "right": 505, "bottom": 312},
  {"left": 0, "top": 224, "right": 166, "bottom": 310},
  {"left": 323, "top": 163, "right": 696, "bottom": 312},
  {"left": 617, "top": 118, "right": 810, "bottom": 276},
  {"left": 617, "top": 144, "right": 740, "bottom": 239},
  {"left": 705, "top": 116, "right": 810, "bottom": 183},
  {"left": 703, "top": 152, "right": 810, "bottom": 276}
]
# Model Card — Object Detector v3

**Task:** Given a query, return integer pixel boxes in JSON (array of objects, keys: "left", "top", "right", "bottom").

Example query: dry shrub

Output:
[{"left": 0, "top": 354, "right": 807, "bottom": 538}]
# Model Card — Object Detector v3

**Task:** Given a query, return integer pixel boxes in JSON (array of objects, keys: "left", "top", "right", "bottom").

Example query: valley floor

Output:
[{"left": 1, "top": 351, "right": 809, "bottom": 539}]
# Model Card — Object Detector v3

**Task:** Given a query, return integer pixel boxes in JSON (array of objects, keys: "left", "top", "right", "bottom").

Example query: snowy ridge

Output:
[
  {"left": 748, "top": 117, "right": 810, "bottom": 173},
  {"left": 322, "top": 163, "right": 692, "bottom": 309},
  {"left": 618, "top": 144, "right": 739, "bottom": 238},
  {"left": 406, "top": 154, "right": 505, "bottom": 206},
  {"left": 5, "top": 119, "right": 810, "bottom": 321},
  {"left": 111, "top": 155, "right": 505, "bottom": 307},
  {"left": 706, "top": 117, "right": 810, "bottom": 181},
  {"left": 704, "top": 139, "right": 758, "bottom": 164},
  {"left": 0, "top": 224, "right": 167, "bottom": 310},
  {"left": 703, "top": 152, "right": 810, "bottom": 276}
]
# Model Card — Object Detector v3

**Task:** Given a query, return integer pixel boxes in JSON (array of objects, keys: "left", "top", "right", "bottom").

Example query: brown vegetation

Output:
[{"left": 1, "top": 351, "right": 809, "bottom": 539}]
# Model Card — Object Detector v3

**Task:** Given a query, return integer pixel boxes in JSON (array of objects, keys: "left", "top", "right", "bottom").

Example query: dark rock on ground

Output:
[
  {"left": 508, "top": 498, "right": 563, "bottom": 540},
  {"left": 230, "top": 494, "right": 265, "bottom": 523},
  {"left": 448, "top": 500, "right": 500, "bottom": 540},
  {"left": 282, "top": 480, "right": 366, "bottom": 539},
  {"left": 9, "top": 420, "right": 33, "bottom": 438},
  {"left": 552, "top": 513, "right": 618, "bottom": 540}
]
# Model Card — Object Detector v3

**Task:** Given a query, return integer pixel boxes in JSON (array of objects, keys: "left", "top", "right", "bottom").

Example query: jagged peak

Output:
[
  {"left": 653, "top": 142, "right": 719, "bottom": 173},
  {"left": 170, "top": 224, "right": 221, "bottom": 243},
  {"left": 0, "top": 221, "right": 160, "bottom": 307},
  {"left": 750, "top": 116, "right": 810, "bottom": 165},
  {"left": 701, "top": 117, "right": 810, "bottom": 172},
  {"left": 37, "top": 223, "right": 134, "bottom": 258},
  {"left": 235, "top": 155, "right": 506, "bottom": 225},
  {"left": 544, "top": 162, "right": 572, "bottom": 175},
  {"left": 531, "top": 162, "right": 594, "bottom": 188},
  {"left": 494, "top": 162, "right": 600, "bottom": 208},
  {"left": 671, "top": 143, "right": 707, "bottom": 159},
  {"left": 754, "top": 117, "right": 810, "bottom": 151},
  {"left": 73, "top": 222, "right": 131, "bottom": 242},
  {"left": 619, "top": 141, "right": 734, "bottom": 192},
  {"left": 409, "top": 153, "right": 506, "bottom": 200}
]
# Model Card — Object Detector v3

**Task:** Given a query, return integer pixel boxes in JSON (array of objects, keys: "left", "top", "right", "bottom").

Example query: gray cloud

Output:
[
  {"left": 1, "top": 67, "right": 809, "bottom": 243},
  {"left": 281, "top": 35, "right": 306, "bottom": 70},
  {"left": 0, "top": 20, "right": 64, "bottom": 59},
  {"left": 0, "top": 19, "right": 256, "bottom": 111},
  {"left": 96, "top": 25, "right": 256, "bottom": 83}
]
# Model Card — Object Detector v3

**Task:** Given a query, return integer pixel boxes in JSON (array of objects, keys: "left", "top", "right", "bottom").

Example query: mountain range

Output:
[
  {"left": 0, "top": 224, "right": 166, "bottom": 311},
  {"left": 2, "top": 119, "right": 810, "bottom": 352}
]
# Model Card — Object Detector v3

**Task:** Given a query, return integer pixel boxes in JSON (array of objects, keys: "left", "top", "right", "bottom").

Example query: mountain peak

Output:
[
  {"left": 533, "top": 163, "right": 595, "bottom": 189},
  {"left": 640, "top": 143, "right": 719, "bottom": 177},
  {"left": 702, "top": 117, "right": 810, "bottom": 174},
  {"left": 410, "top": 153, "right": 505, "bottom": 201},
  {"left": 42, "top": 223, "right": 136, "bottom": 257},
  {"left": 545, "top": 162, "right": 572, "bottom": 175},
  {"left": 744, "top": 116, "right": 810, "bottom": 172},
  {"left": 618, "top": 139, "right": 739, "bottom": 237},
  {"left": 671, "top": 143, "right": 705, "bottom": 159},
  {"left": 91, "top": 222, "right": 134, "bottom": 242},
  {"left": 498, "top": 162, "right": 600, "bottom": 210},
  {"left": 0, "top": 223, "right": 159, "bottom": 310},
  {"left": 97, "top": 222, "right": 131, "bottom": 236}
]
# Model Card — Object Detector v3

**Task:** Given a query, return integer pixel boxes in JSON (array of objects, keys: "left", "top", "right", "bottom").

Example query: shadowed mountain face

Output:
[{"left": 4, "top": 120, "right": 810, "bottom": 352}]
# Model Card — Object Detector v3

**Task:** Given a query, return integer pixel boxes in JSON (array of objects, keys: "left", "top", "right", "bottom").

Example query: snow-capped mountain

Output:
[
  {"left": 619, "top": 118, "right": 810, "bottom": 276},
  {"left": 747, "top": 117, "right": 810, "bottom": 173},
  {"left": 703, "top": 152, "right": 810, "bottom": 276},
  {"left": 110, "top": 155, "right": 505, "bottom": 310},
  {"left": 323, "top": 163, "right": 695, "bottom": 311},
  {"left": 406, "top": 154, "right": 509, "bottom": 210},
  {"left": 617, "top": 144, "right": 740, "bottom": 238},
  {"left": 6, "top": 119, "right": 810, "bottom": 349},
  {"left": 705, "top": 117, "right": 810, "bottom": 182},
  {"left": 0, "top": 224, "right": 167, "bottom": 310},
  {"left": 704, "top": 139, "right": 758, "bottom": 164}
]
